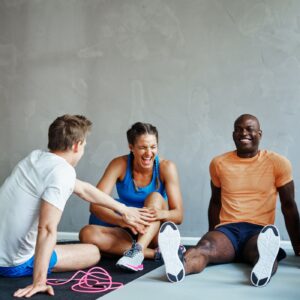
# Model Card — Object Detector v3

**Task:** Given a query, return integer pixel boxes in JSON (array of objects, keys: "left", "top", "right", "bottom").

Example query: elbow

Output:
[
  {"left": 174, "top": 211, "right": 184, "bottom": 225},
  {"left": 37, "top": 224, "right": 57, "bottom": 237}
]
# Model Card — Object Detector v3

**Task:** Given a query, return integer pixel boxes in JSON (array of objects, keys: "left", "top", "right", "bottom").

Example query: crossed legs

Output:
[{"left": 79, "top": 192, "right": 167, "bottom": 258}]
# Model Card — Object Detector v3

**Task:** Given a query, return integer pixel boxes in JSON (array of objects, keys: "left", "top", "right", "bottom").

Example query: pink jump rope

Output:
[{"left": 47, "top": 266, "right": 123, "bottom": 293}]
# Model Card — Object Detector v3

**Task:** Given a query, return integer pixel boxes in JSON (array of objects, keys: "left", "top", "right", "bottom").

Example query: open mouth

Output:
[
  {"left": 141, "top": 157, "right": 153, "bottom": 166},
  {"left": 239, "top": 138, "right": 252, "bottom": 144}
]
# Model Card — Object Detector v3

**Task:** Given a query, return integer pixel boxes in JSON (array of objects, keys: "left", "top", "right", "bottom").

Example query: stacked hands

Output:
[{"left": 121, "top": 206, "right": 159, "bottom": 234}]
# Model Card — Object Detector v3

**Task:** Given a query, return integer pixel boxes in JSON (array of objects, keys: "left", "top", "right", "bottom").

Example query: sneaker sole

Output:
[
  {"left": 250, "top": 225, "right": 280, "bottom": 287},
  {"left": 158, "top": 222, "right": 185, "bottom": 283},
  {"left": 116, "top": 263, "right": 144, "bottom": 272}
]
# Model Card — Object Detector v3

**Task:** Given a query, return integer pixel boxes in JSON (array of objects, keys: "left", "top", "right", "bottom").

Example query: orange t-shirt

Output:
[{"left": 209, "top": 150, "right": 292, "bottom": 227}]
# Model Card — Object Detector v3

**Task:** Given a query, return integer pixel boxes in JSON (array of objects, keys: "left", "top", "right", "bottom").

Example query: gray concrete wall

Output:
[{"left": 0, "top": 0, "right": 300, "bottom": 239}]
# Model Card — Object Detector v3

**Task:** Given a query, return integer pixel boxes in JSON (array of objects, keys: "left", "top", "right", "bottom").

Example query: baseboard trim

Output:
[{"left": 57, "top": 232, "right": 293, "bottom": 249}]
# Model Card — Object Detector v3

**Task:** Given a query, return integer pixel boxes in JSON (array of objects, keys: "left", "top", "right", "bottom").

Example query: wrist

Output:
[{"left": 116, "top": 203, "right": 126, "bottom": 215}]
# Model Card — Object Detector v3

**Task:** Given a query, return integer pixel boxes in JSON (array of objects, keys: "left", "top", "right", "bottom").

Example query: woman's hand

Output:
[{"left": 146, "top": 207, "right": 168, "bottom": 221}]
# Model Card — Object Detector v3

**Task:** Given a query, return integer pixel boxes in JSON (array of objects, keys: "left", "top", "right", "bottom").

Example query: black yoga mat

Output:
[{"left": 0, "top": 256, "right": 163, "bottom": 300}]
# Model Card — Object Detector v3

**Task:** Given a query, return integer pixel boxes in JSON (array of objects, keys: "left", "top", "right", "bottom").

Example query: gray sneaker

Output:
[
  {"left": 158, "top": 221, "right": 185, "bottom": 283},
  {"left": 116, "top": 242, "right": 144, "bottom": 272}
]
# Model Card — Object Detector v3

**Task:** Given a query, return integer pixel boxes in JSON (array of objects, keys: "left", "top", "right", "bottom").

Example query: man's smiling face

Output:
[{"left": 232, "top": 115, "right": 262, "bottom": 158}]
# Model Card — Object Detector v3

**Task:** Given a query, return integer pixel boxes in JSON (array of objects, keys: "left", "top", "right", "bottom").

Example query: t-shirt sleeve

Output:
[
  {"left": 42, "top": 165, "right": 76, "bottom": 211},
  {"left": 273, "top": 154, "right": 293, "bottom": 188},
  {"left": 209, "top": 158, "right": 221, "bottom": 188}
]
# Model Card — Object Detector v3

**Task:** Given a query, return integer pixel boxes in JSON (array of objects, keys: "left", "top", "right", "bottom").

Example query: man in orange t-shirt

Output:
[{"left": 158, "top": 114, "right": 300, "bottom": 287}]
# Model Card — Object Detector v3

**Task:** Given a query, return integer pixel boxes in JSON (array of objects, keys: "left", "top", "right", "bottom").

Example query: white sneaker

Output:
[
  {"left": 250, "top": 225, "right": 280, "bottom": 287},
  {"left": 158, "top": 221, "right": 185, "bottom": 283},
  {"left": 116, "top": 242, "right": 144, "bottom": 272}
]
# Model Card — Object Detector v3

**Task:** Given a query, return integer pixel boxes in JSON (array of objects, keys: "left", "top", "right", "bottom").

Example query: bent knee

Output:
[
  {"left": 79, "top": 225, "right": 99, "bottom": 244},
  {"left": 144, "top": 192, "right": 165, "bottom": 208}
]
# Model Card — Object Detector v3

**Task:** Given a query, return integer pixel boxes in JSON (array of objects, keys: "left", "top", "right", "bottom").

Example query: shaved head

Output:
[{"left": 234, "top": 114, "right": 260, "bottom": 130}]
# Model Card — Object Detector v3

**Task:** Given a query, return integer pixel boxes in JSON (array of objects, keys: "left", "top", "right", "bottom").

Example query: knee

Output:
[
  {"left": 144, "top": 192, "right": 165, "bottom": 209},
  {"left": 196, "top": 238, "right": 216, "bottom": 253},
  {"left": 79, "top": 225, "right": 97, "bottom": 244}
]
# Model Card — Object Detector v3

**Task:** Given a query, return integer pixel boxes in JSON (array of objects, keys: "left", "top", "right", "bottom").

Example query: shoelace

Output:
[
  {"left": 124, "top": 244, "right": 140, "bottom": 257},
  {"left": 47, "top": 266, "right": 123, "bottom": 293}
]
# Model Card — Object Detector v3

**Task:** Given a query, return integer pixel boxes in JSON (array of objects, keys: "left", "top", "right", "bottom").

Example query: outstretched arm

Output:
[
  {"left": 14, "top": 201, "right": 61, "bottom": 298},
  {"left": 208, "top": 181, "right": 221, "bottom": 231},
  {"left": 74, "top": 179, "right": 153, "bottom": 232},
  {"left": 278, "top": 180, "right": 300, "bottom": 256}
]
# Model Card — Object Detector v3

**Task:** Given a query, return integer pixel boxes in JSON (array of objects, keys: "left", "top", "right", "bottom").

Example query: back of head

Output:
[
  {"left": 126, "top": 122, "right": 158, "bottom": 145},
  {"left": 48, "top": 114, "right": 92, "bottom": 151}
]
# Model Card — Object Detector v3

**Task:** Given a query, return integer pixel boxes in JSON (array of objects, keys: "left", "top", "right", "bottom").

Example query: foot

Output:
[
  {"left": 250, "top": 225, "right": 280, "bottom": 287},
  {"left": 154, "top": 244, "right": 186, "bottom": 262},
  {"left": 116, "top": 242, "right": 144, "bottom": 272},
  {"left": 158, "top": 221, "right": 185, "bottom": 283}
]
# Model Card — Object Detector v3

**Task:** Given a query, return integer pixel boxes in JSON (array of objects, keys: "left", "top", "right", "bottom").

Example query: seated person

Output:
[
  {"left": 80, "top": 122, "right": 184, "bottom": 271},
  {"left": 158, "top": 114, "right": 300, "bottom": 287},
  {"left": 0, "top": 114, "right": 150, "bottom": 298}
]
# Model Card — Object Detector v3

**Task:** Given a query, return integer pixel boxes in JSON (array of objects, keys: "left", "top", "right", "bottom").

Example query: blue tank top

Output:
[
  {"left": 116, "top": 153, "right": 167, "bottom": 208},
  {"left": 89, "top": 153, "right": 167, "bottom": 226}
]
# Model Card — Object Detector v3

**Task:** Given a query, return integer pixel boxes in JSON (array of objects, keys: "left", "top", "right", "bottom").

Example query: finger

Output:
[
  {"left": 139, "top": 208, "right": 156, "bottom": 215},
  {"left": 130, "top": 226, "right": 138, "bottom": 235},
  {"left": 25, "top": 285, "right": 54, "bottom": 298},
  {"left": 140, "top": 215, "right": 156, "bottom": 222},
  {"left": 14, "top": 287, "right": 32, "bottom": 298},
  {"left": 127, "top": 225, "right": 138, "bottom": 235},
  {"left": 135, "top": 219, "right": 151, "bottom": 226}
]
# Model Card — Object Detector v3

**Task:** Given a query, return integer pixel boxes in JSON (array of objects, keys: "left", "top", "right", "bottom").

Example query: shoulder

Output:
[
  {"left": 50, "top": 159, "right": 76, "bottom": 182},
  {"left": 104, "top": 155, "right": 128, "bottom": 178},
  {"left": 109, "top": 155, "right": 128, "bottom": 168},
  {"left": 159, "top": 158, "right": 178, "bottom": 179},
  {"left": 210, "top": 151, "right": 234, "bottom": 165},
  {"left": 262, "top": 150, "right": 291, "bottom": 166},
  {"left": 159, "top": 158, "right": 177, "bottom": 170}
]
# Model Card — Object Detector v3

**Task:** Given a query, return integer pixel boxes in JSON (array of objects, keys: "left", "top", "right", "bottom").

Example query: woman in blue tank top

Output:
[{"left": 80, "top": 122, "right": 183, "bottom": 272}]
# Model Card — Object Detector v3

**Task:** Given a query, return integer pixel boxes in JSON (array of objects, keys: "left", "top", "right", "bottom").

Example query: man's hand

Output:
[
  {"left": 14, "top": 283, "right": 54, "bottom": 298},
  {"left": 120, "top": 206, "right": 155, "bottom": 234}
]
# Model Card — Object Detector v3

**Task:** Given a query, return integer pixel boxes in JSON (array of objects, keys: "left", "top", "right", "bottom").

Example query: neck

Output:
[
  {"left": 51, "top": 150, "right": 74, "bottom": 166},
  {"left": 236, "top": 150, "right": 259, "bottom": 158}
]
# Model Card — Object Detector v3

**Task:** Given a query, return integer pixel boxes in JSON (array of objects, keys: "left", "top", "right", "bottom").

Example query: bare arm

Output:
[
  {"left": 14, "top": 201, "right": 62, "bottom": 298},
  {"left": 90, "top": 157, "right": 129, "bottom": 227},
  {"left": 151, "top": 160, "right": 184, "bottom": 224},
  {"left": 208, "top": 181, "right": 221, "bottom": 231},
  {"left": 75, "top": 179, "right": 152, "bottom": 231},
  {"left": 278, "top": 180, "right": 300, "bottom": 256}
]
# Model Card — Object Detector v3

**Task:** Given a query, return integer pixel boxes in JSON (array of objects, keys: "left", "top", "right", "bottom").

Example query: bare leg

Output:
[
  {"left": 53, "top": 243, "right": 100, "bottom": 272},
  {"left": 137, "top": 192, "right": 167, "bottom": 257},
  {"left": 79, "top": 225, "right": 133, "bottom": 255},
  {"left": 184, "top": 231, "right": 235, "bottom": 274}
]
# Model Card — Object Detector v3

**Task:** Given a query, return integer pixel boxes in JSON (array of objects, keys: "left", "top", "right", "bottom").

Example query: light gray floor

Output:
[{"left": 100, "top": 249, "right": 299, "bottom": 300}]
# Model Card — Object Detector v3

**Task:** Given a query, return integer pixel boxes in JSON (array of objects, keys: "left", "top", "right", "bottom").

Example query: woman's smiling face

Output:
[{"left": 130, "top": 134, "right": 158, "bottom": 170}]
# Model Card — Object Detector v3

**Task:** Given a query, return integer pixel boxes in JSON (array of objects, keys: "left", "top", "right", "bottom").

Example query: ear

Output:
[
  {"left": 72, "top": 141, "right": 80, "bottom": 153},
  {"left": 129, "top": 144, "right": 133, "bottom": 152}
]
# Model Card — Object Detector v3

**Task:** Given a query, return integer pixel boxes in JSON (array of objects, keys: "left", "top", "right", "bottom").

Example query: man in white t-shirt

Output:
[{"left": 0, "top": 114, "right": 152, "bottom": 298}]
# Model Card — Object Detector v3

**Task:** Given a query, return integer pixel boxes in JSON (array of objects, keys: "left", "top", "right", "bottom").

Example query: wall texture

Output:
[{"left": 1, "top": 0, "right": 300, "bottom": 239}]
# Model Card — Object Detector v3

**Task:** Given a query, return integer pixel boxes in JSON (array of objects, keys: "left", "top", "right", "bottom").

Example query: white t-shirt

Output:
[{"left": 0, "top": 150, "right": 76, "bottom": 267}]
